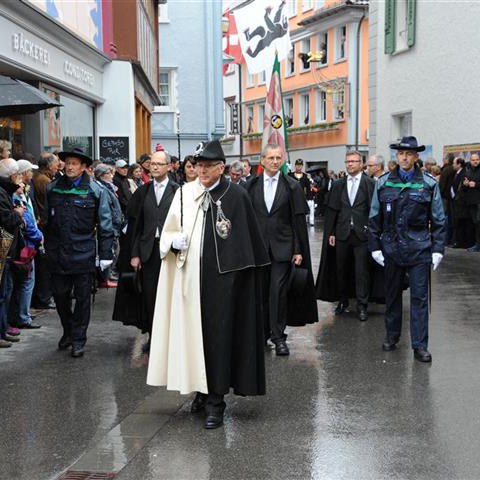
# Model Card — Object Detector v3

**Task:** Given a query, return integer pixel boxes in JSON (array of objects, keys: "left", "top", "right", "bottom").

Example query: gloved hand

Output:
[
  {"left": 371, "top": 250, "right": 385, "bottom": 267},
  {"left": 432, "top": 252, "right": 443, "bottom": 271},
  {"left": 99, "top": 259, "right": 113, "bottom": 271},
  {"left": 172, "top": 232, "right": 188, "bottom": 251}
]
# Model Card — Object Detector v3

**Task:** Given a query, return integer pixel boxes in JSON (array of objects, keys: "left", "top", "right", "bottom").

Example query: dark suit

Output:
[
  {"left": 247, "top": 173, "right": 299, "bottom": 343},
  {"left": 131, "top": 179, "right": 178, "bottom": 334},
  {"left": 327, "top": 173, "right": 375, "bottom": 308}
]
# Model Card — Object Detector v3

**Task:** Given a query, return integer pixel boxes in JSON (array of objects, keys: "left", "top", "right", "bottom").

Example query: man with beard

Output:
[{"left": 147, "top": 140, "right": 269, "bottom": 430}]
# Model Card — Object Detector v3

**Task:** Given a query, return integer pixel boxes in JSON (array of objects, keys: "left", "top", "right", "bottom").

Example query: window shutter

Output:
[
  {"left": 384, "top": 0, "right": 396, "bottom": 54},
  {"left": 407, "top": 0, "right": 416, "bottom": 47}
]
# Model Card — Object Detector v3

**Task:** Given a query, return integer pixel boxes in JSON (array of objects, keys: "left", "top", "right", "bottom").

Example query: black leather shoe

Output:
[
  {"left": 358, "top": 308, "right": 368, "bottom": 322},
  {"left": 275, "top": 341, "right": 290, "bottom": 356},
  {"left": 18, "top": 322, "right": 42, "bottom": 329},
  {"left": 334, "top": 300, "right": 349, "bottom": 315},
  {"left": 414, "top": 348, "right": 432, "bottom": 363},
  {"left": 71, "top": 346, "right": 85, "bottom": 358},
  {"left": 204, "top": 412, "right": 224, "bottom": 429},
  {"left": 382, "top": 336, "right": 399, "bottom": 351},
  {"left": 58, "top": 336, "right": 72, "bottom": 350},
  {"left": 191, "top": 392, "right": 208, "bottom": 413}
]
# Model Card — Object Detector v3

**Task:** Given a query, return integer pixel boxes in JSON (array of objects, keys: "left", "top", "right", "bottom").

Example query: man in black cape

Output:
[{"left": 245, "top": 143, "right": 318, "bottom": 356}]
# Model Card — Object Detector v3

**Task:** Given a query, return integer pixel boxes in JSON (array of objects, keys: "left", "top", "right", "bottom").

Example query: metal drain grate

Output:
[{"left": 58, "top": 471, "right": 116, "bottom": 480}]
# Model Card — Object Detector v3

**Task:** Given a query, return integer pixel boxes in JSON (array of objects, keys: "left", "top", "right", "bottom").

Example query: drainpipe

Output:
[{"left": 355, "top": 12, "right": 366, "bottom": 151}]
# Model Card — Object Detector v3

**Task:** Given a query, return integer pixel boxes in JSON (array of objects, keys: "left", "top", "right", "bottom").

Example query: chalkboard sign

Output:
[{"left": 99, "top": 136, "right": 129, "bottom": 164}]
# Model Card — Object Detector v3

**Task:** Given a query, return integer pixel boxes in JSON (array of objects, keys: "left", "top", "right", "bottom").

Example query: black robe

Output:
[{"left": 199, "top": 177, "right": 270, "bottom": 396}]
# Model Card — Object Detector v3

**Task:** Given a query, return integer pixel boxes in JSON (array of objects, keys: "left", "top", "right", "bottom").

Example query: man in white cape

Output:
[{"left": 147, "top": 140, "right": 270, "bottom": 429}]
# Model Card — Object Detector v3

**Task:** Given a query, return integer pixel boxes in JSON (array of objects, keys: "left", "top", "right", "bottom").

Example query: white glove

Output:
[
  {"left": 172, "top": 232, "right": 188, "bottom": 251},
  {"left": 99, "top": 259, "right": 113, "bottom": 271},
  {"left": 432, "top": 252, "right": 443, "bottom": 271},
  {"left": 371, "top": 250, "right": 385, "bottom": 267}
]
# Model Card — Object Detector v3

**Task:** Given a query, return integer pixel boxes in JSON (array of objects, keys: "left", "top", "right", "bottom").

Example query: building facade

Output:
[
  {"left": 369, "top": 0, "right": 480, "bottom": 161},
  {"left": 151, "top": 0, "right": 225, "bottom": 158},
  {"left": 239, "top": 0, "right": 369, "bottom": 173},
  {"left": 0, "top": 0, "right": 159, "bottom": 164}
]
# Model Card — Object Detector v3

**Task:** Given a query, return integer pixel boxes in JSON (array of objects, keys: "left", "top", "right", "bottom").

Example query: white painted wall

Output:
[
  {"left": 370, "top": 1, "right": 480, "bottom": 160},
  {"left": 96, "top": 61, "right": 136, "bottom": 164}
]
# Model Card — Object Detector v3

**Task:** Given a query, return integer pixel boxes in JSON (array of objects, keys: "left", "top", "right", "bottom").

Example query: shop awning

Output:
[{"left": 0, "top": 75, "right": 62, "bottom": 115}]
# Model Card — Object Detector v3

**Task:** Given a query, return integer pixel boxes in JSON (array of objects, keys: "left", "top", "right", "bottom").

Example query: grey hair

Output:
[
  {"left": 261, "top": 143, "right": 281, "bottom": 157},
  {"left": 152, "top": 150, "right": 171, "bottom": 164},
  {"left": 38, "top": 152, "right": 57, "bottom": 169},
  {"left": 370, "top": 154, "right": 385, "bottom": 167},
  {"left": 0, "top": 158, "right": 19, "bottom": 178},
  {"left": 425, "top": 157, "right": 436, "bottom": 165},
  {"left": 230, "top": 160, "right": 244, "bottom": 173}
]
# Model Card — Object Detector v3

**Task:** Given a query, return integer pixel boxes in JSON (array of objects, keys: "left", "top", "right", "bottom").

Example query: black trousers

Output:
[
  {"left": 51, "top": 273, "right": 93, "bottom": 348},
  {"left": 336, "top": 232, "right": 369, "bottom": 307},
  {"left": 32, "top": 252, "right": 52, "bottom": 307},
  {"left": 384, "top": 260, "right": 429, "bottom": 349},
  {"left": 142, "top": 239, "right": 161, "bottom": 335},
  {"left": 267, "top": 260, "right": 291, "bottom": 343}
]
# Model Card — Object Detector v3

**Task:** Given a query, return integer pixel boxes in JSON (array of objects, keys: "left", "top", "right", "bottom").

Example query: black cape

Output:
[{"left": 199, "top": 177, "right": 270, "bottom": 396}]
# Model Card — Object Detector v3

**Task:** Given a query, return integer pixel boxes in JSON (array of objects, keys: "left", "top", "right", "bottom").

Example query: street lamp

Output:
[{"left": 176, "top": 110, "right": 181, "bottom": 161}]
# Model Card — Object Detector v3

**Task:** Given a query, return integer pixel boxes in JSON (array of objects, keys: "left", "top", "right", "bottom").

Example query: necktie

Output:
[
  {"left": 155, "top": 182, "right": 163, "bottom": 205},
  {"left": 265, "top": 177, "right": 276, "bottom": 212},
  {"left": 349, "top": 177, "right": 357, "bottom": 205}
]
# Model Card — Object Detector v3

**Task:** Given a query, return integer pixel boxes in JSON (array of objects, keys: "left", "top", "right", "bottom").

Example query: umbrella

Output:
[{"left": 0, "top": 75, "right": 62, "bottom": 115}]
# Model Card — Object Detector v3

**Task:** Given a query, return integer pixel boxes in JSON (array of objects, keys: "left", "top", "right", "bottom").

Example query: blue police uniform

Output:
[{"left": 369, "top": 166, "right": 446, "bottom": 351}]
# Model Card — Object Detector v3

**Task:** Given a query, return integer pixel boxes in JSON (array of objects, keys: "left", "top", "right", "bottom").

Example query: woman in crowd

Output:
[
  {"left": 0, "top": 159, "right": 26, "bottom": 347},
  {"left": 9, "top": 160, "right": 43, "bottom": 329},
  {"left": 0, "top": 139, "right": 12, "bottom": 160},
  {"left": 182, "top": 155, "right": 198, "bottom": 184},
  {"left": 127, "top": 163, "right": 143, "bottom": 194}
]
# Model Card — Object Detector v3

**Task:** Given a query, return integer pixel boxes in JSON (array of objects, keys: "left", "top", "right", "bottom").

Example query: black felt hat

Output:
[
  {"left": 193, "top": 140, "right": 226, "bottom": 163},
  {"left": 390, "top": 136, "right": 425, "bottom": 152},
  {"left": 58, "top": 147, "right": 93, "bottom": 166}
]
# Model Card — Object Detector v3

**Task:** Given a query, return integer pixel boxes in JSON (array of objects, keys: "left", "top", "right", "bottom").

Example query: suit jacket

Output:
[
  {"left": 247, "top": 173, "right": 300, "bottom": 262},
  {"left": 131, "top": 180, "right": 179, "bottom": 263},
  {"left": 327, "top": 173, "right": 375, "bottom": 242}
]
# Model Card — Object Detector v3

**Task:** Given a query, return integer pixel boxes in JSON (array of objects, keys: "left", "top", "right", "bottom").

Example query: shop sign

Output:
[
  {"left": 12, "top": 32, "right": 50, "bottom": 66},
  {"left": 64, "top": 60, "right": 94, "bottom": 87},
  {"left": 99, "top": 137, "right": 129, "bottom": 164}
]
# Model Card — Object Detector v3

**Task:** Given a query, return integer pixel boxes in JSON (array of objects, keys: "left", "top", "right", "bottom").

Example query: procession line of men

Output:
[{"left": 27, "top": 135, "right": 444, "bottom": 430}]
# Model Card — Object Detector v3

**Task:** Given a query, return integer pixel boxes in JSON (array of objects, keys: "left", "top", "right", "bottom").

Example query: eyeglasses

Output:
[
  {"left": 150, "top": 162, "right": 169, "bottom": 167},
  {"left": 344, "top": 160, "right": 361, "bottom": 164}
]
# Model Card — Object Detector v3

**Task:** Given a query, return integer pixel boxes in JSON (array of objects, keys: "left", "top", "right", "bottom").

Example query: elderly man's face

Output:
[
  {"left": 150, "top": 152, "right": 170, "bottom": 181},
  {"left": 261, "top": 147, "right": 282, "bottom": 177},
  {"left": 49, "top": 156, "right": 60, "bottom": 174},
  {"left": 196, "top": 160, "right": 225, "bottom": 188}
]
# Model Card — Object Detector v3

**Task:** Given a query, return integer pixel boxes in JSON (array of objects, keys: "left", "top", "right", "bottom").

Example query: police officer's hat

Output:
[
  {"left": 58, "top": 147, "right": 93, "bottom": 166},
  {"left": 193, "top": 140, "right": 226, "bottom": 163},
  {"left": 295, "top": 158, "right": 304, "bottom": 165},
  {"left": 390, "top": 136, "right": 425, "bottom": 152}
]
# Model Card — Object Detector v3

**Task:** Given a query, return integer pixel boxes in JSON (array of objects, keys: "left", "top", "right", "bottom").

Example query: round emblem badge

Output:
[{"left": 271, "top": 114, "right": 283, "bottom": 130}]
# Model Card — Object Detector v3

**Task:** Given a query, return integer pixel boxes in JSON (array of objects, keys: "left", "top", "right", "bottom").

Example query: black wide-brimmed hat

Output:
[
  {"left": 58, "top": 147, "right": 93, "bottom": 166},
  {"left": 390, "top": 136, "right": 425, "bottom": 152},
  {"left": 193, "top": 140, "right": 226, "bottom": 163}
]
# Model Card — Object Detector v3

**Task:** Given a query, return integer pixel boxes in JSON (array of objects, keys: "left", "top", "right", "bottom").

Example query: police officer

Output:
[
  {"left": 369, "top": 136, "right": 446, "bottom": 362},
  {"left": 45, "top": 148, "right": 114, "bottom": 358}
]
